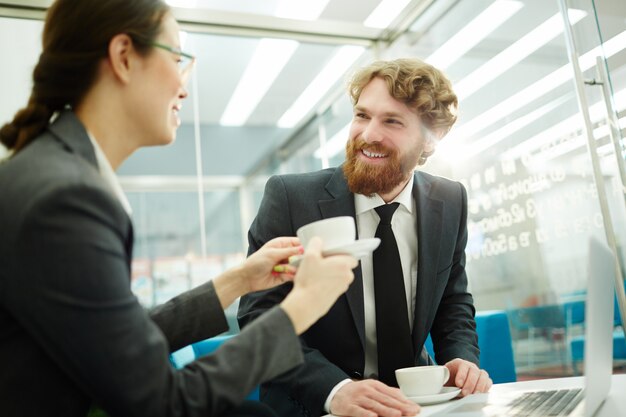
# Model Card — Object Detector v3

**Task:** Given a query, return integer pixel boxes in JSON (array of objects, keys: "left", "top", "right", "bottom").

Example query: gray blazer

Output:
[
  {"left": 0, "top": 111, "right": 303, "bottom": 417},
  {"left": 239, "top": 167, "right": 479, "bottom": 417}
]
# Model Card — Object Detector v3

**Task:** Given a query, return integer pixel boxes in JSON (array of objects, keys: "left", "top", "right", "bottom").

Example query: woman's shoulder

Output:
[{"left": 0, "top": 132, "right": 118, "bottom": 222}]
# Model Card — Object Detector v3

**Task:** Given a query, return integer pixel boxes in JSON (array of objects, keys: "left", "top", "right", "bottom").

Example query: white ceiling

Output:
[{"left": 1, "top": 0, "right": 625, "bottom": 178}]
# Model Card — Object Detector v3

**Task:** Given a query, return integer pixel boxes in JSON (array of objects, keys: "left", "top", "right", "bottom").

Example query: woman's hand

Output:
[
  {"left": 241, "top": 236, "right": 302, "bottom": 293},
  {"left": 213, "top": 236, "right": 302, "bottom": 309}
]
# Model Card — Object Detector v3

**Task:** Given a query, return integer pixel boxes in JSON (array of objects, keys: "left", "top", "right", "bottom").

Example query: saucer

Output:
[
  {"left": 289, "top": 238, "right": 381, "bottom": 266},
  {"left": 407, "top": 387, "right": 461, "bottom": 405}
]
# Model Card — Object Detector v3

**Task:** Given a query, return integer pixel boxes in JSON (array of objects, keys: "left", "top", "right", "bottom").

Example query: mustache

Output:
[{"left": 351, "top": 139, "right": 395, "bottom": 156}]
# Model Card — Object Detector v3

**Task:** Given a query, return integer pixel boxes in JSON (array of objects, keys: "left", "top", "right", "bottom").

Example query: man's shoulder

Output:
[
  {"left": 271, "top": 167, "right": 339, "bottom": 187},
  {"left": 415, "top": 170, "right": 459, "bottom": 186},
  {"left": 415, "top": 171, "right": 466, "bottom": 200}
]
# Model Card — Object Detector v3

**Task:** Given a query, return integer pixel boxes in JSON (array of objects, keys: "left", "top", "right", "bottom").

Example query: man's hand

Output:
[
  {"left": 330, "top": 380, "right": 420, "bottom": 417},
  {"left": 444, "top": 358, "right": 492, "bottom": 397}
]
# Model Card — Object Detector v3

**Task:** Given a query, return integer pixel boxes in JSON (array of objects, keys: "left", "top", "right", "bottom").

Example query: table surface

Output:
[{"left": 324, "top": 374, "right": 626, "bottom": 417}]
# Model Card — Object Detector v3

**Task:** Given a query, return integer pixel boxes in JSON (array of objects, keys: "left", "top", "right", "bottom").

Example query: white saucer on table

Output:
[
  {"left": 289, "top": 238, "right": 380, "bottom": 266},
  {"left": 407, "top": 387, "right": 461, "bottom": 405}
]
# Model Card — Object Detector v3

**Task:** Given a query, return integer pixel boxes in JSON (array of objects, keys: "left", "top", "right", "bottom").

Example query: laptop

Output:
[{"left": 432, "top": 237, "right": 616, "bottom": 417}]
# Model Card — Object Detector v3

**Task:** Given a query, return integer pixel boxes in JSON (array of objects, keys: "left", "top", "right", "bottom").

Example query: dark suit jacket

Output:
[
  {"left": 238, "top": 167, "right": 479, "bottom": 417},
  {"left": 0, "top": 111, "right": 303, "bottom": 417}
]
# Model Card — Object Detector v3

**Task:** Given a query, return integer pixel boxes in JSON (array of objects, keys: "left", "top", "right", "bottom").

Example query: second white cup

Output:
[{"left": 395, "top": 365, "right": 450, "bottom": 397}]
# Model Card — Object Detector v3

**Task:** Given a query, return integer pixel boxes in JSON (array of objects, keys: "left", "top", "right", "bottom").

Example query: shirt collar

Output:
[
  {"left": 86, "top": 132, "right": 133, "bottom": 216},
  {"left": 355, "top": 173, "right": 415, "bottom": 215}
]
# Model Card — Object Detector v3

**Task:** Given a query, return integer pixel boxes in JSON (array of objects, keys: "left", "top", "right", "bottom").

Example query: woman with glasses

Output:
[{"left": 0, "top": 1, "right": 357, "bottom": 416}]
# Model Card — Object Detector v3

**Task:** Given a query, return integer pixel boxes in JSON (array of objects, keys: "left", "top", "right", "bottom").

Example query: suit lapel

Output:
[
  {"left": 318, "top": 167, "right": 366, "bottom": 351},
  {"left": 412, "top": 172, "right": 443, "bottom": 351},
  {"left": 48, "top": 111, "right": 135, "bottom": 269},
  {"left": 48, "top": 110, "right": 99, "bottom": 169}
]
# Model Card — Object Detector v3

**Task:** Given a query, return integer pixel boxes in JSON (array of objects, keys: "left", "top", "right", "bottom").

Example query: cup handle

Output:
[{"left": 442, "top": 367, "right": 450, "bottom": 385}]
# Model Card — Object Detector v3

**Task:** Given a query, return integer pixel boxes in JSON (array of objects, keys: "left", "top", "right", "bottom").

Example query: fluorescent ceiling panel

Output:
[
  {"left": 447, "top": 29, "right": 626, "bottom": 144},
  {"left": 426, "top": 0, "right": 523, "bottom": 70},
  {"left": 220, "top": 39, "right": 298, "bottom": 126},
  {"left": 278, "top": 45, "right": 365, "bottom": 128},
  {"left": 219, "top": 0, "right": 330, "bottom": 127},
  {"left": 364, "top": 0, "right": 411, "bottom": 28},
  {"left": 275, "top": 0, "right": 331, "bottom": 20},
  {"left": 454, "top": 9, "right": 586, "bottom": 101},
  {"left": 440, "top": 93, "right": 573, "bottom": 161},
  {"left": 409, "top": 0, "right": 457, "bottom": 33},
  {"left": 502, "top": 87, "right": 626, "bottom": 162}
]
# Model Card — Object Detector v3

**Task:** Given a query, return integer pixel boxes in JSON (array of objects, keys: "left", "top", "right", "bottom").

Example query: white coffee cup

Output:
[
  {"left": 296, "top": 217, "right": 356, "bottom": 250},
  {"left": 395, "top": 365, "right": 450, "bottom": 397}
]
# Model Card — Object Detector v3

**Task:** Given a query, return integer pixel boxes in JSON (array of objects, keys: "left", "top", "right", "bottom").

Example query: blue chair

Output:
[
  {"left": 424, "top": 310, "right": 517, "bottom": 383},
  {"left": 569, "top": 286, "right": 626, "bottom": 374},
  {"left": 570, "top": 329, "right": 625, "bottom": 372},
  {"left": 170, "top": 335, "right": 260, "bottom": 400}
]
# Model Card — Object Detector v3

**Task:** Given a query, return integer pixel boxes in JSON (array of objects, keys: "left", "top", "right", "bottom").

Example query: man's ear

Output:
[
  {"left": 107, "top": 34, "right": 135, "bottom": 84},
  {"left": 423, "top": 138, "right": 436, "bottom": 154},
  {"left": 423, "top": 129, "right": 443, "bottom": 154}
]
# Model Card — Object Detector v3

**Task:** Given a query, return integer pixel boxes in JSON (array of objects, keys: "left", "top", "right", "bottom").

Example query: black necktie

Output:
[{"left": 373, "top": 203, "right": 414, "bottom": 386}]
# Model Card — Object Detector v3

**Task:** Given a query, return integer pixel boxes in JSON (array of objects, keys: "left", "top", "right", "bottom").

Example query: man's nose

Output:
[{"left": 361, "top": 120, "right": 383, "bottom": 143}]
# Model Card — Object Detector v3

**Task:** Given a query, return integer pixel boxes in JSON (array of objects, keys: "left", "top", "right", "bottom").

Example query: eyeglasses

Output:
[{"left": 150, "top": 41, "right": 195, "bottom": 79}]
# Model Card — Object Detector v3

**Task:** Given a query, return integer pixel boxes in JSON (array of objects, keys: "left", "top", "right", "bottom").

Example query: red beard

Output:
[{"left": 343, "top": 138, "right": 415, "bottom": 197}]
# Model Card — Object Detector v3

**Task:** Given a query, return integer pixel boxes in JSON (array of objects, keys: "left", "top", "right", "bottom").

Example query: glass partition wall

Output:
[
  {"left": 1, "top": 0, "right": 624, "bottom": 377},
  {"left": 247, "top": 0, "right": 626, "bottom": 377}
]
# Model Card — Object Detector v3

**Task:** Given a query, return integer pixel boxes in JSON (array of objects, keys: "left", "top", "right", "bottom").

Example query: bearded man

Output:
[{"left": 238, "top": 58, "right": 492, "bottom": 417}]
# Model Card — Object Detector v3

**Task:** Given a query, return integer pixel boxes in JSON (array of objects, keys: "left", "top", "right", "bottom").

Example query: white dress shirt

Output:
[
  {"left": 356, "top": 174, "right": 418, "bottom": 378},
  {"left": 324, "top": 174, "right": 418, "bottom": 412}
]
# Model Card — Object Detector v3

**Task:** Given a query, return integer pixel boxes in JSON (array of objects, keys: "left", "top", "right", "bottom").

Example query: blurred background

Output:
[{"left": 1, "top": 0, "right": 625, "bottom": 380}]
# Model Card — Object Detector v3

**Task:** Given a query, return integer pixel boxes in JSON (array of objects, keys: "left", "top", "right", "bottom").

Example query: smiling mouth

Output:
[{"left": 362, "top": 149, "right": 388, "bottom": 158}]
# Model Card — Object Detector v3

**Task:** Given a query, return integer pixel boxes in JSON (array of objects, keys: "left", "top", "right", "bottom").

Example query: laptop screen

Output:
[
  {"left": 431, "top": 237, "right": 617, "bottom": 417},
  {"left": 583, "top": 237, "right": 616, "bottom": 415}
]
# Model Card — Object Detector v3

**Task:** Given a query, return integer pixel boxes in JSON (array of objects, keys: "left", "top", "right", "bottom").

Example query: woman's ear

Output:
[{"left": 107, "top": 34, "right": 135, "bottom": 84}]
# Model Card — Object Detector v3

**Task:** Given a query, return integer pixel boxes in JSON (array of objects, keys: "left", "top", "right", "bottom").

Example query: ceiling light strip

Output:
[
  {"left": 454, "top": 9, "right": 586, "bottom": 101},
  {"left": 449, "top": 29, "right": 626, "bottom": 143},
  {"left": 454, "top": 93, "right": 573, "bottom": 159},
  {"left": 426, "top": 0, "right": 523, "bottom": 70},
  {"left": 502, "top": 87, "right": 626, "bottom": 161},
  {"left": 277, "top": 45, "right": 365, "bottom": 128},
  {"left": 220, "top": 38, "right": 298, "bottom": 126},
  {"left": 275, "top": 0, "right": 331, "bottom": 21},
  {"left": 364, "top": 0, "right": 411, "bottom": 28}
]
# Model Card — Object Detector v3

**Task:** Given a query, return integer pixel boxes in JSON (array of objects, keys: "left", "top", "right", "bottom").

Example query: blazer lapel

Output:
[
  {"left": 412, "top": 172, "right": 443, "bottom": 351},
  {"left": 48, "top": 110, "right": 99, "bottom": 170},
  {"left": 318, "top": 167, "right": 366, "bottom": 351},
  {"left": 48, "top": 111, "right": 135, "bottom": 255}
]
